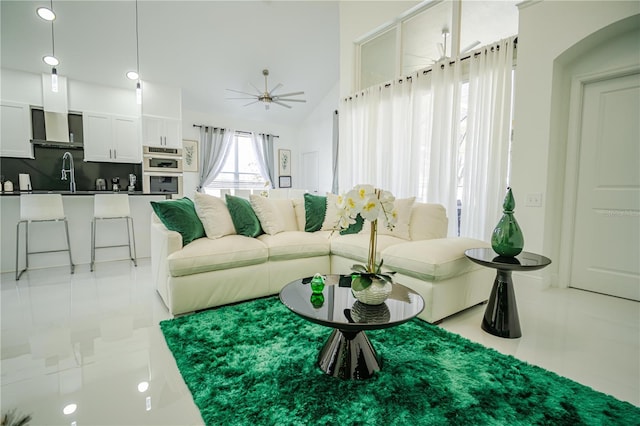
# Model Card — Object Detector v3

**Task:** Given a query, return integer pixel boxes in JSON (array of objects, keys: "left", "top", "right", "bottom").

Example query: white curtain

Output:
[
  {"left": 460, "top": 37, "right": 515, "bottom": 240},
  {"left": 198, "top": 126, "right": 234, "bottom": 191},
  {"left": 251, "top": 132, "right": 276, "bottom": 188},
  {"left": 339, "top": 36, "right": 515, "bottom": 238}
]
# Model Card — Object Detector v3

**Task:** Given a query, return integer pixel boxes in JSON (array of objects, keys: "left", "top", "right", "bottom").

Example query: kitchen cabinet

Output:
[
  {"left": 1, "top": 101, "right": 33, "bottom": 158},
  {"left": 83, "top": 112, "right": 141, "bottom": 163},
  {"left": 142, "top": 115, "right": 182, "bottom": 149}
]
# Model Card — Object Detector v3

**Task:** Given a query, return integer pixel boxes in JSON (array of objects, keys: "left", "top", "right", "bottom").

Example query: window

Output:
[
  {"left": 204, "top": 132, "right": 267, "bottom": 196},
  {"left": 357, "top": 1, "right": 519, "bottom": 90}
]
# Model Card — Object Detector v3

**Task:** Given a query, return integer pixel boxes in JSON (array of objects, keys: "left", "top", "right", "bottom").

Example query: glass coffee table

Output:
[
  {"left": 465, "top": 248, "right": 552, "bottom": 339},
  {"left": 279, "top": 274, "right": 424, "bottom": 380}
]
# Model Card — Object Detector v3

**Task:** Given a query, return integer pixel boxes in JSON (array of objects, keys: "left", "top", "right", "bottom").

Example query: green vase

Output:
[{"left": 491, "top": 187, "right": 524, "bottom": 257}]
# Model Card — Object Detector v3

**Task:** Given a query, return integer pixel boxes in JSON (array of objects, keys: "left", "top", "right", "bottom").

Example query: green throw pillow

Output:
[
  {"left": 225, "top": 194, "right": 263, "bottom": 237},
  {"left": 304, "top": 193, "right": 327, "bottom": 232},
  {"left": 340, "top": 214, "right": 365, "bottom": 235},
  {"left": 151, "top": 197, "right": 205, "bottom": 246}
]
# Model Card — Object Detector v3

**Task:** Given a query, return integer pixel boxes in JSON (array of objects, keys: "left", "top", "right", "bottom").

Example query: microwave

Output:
[{"left": 143, "top": 156, "right": 183, "bottom": 172}]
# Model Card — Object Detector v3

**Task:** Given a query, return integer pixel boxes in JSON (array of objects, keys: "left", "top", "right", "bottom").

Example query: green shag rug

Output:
[{"left": 160, "top": 297, "right": 639, "bottom": 425}]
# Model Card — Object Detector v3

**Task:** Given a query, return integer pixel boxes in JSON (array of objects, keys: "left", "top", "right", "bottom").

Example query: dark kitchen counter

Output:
[{"left": 0, "top": 190, "right": 173, "bottom": 198}]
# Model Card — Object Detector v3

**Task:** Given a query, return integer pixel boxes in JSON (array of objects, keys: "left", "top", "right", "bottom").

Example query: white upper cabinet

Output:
[
  {"left": 83, "top": 112, "right": 141, "bottom": 163},
  {"left": 142, "top": 115, "right": 182, "bottom": 148},
  {"left": 1, "top": 101, "right": 33, "bottom": 158},
  {"left": 141, "top": 81, "right": 182, "bottom": 149}
]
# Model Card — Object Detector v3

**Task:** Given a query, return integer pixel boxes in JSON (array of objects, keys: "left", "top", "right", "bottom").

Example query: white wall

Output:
[
  {"left": 1, "top": 68, "right": 139, "bottom": 116},
  {"left": 511, "top": 0, "right": 640, "bottom": 285},
  {"left": 296, "top": 82, "right": 339, "bottom": 194},
  {"left": 180, "top": 109, "right": 299, "bottom": 199}
]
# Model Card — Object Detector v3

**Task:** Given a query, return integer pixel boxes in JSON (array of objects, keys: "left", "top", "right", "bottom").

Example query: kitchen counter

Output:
[
  {"left": 0, "top": 193, "right": 169, "bottom": 273},
  {"left": 0, "top": 190, "right": 173, "bottom": 198}
]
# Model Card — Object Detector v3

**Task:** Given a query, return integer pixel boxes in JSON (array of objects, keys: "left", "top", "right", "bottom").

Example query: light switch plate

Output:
[{"left": 525, "top": 193, "right": 543, "bottom": 207}]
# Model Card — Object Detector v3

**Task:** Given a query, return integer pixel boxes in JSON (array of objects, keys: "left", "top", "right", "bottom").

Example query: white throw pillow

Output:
[
  {"left": 377, "top": 197, "right": 416, "bottom": 240},
  {"left": 250, "top": 195, "right": 290, "bottom": 235},
  {"left": 193, "top": 192, "right": 236, "bottom": 239},
  {"left": 320, "top": 193, "right": 341, "bottom": 231}
]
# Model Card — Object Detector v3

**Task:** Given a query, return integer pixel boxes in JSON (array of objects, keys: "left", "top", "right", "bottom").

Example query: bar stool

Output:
[
  {"left": 91, "top": 194, "right": 137, "bottom": 271},
  {"left": 16, "top": 194, "right": 75, "bottom": 280}
]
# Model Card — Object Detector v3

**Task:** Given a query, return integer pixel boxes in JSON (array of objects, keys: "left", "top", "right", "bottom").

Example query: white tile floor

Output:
[{"left": 1, "top": 260, "right": 638, "bottom": 425}]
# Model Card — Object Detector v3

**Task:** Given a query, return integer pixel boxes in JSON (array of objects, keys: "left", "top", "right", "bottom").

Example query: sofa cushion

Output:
[
  {"left": 381, "top": 237, "right": 489, "bottom": 281},
  {"left": 150, "top": 197, "right": 205, "bottom": 246},
  {"left": 330, "top": 233, "right": 406, "bottom": 264},
  {"left": 167, "top": 234, "right": 268, "bottom": 277},
  {"left": 226, "top": 194, "right": 263, "bottom": 237},
  {"left": 257, "top": 231, "right": 331, "bottom": 260},
  {"left": 194, "top": 192, "right": 236, "bottom": 239},
  {"left": 377, "top": 197, "right": 415, "bottom": 240},
  {"left": 304, "top": 193, "right": 326, "bottom": 232},
  {"left": 250, "top": 195, "right": 298, "bottom": 235},
  {"left": 293, "top": 199, "right": 305, "bottom": 231},
  {"left": 409, "top": 203, "right": 448, "bottom": 241}
]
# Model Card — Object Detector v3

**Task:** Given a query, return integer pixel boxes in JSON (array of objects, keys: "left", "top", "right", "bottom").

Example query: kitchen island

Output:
[{"left": 0, "top": 191, "right": 171, "bottom": 274}]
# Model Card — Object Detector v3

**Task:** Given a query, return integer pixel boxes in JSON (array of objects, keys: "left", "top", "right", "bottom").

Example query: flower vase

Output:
[
  {"left": 351, "top": 276, "right": 392, "bottom": 305},
  {"left": 491, "top": 187, "right": 524, "bottom": 257}
]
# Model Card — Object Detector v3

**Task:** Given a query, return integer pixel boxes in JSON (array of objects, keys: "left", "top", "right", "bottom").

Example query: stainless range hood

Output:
[
  {"left": 41, "top": 73, "right": 70, "bottom": 142},
  {"left": 32, "top": 73, "right": 79, "bottom": 147}
]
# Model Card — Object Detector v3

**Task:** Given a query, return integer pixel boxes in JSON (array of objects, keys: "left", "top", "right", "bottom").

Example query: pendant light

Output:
[
  {"left": 128, "top": 0, "right": 142, "bottom": 105},
  {"left": 40, "top": 0, "right": 58, "bottom": 92}
]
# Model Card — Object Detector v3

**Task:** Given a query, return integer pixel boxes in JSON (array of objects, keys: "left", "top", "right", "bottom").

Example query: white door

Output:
[
  {"left": 302, "top": 151, "right": 319, "bottom": 193},
  {"left": 570, "top": 72, "right": 640, "bottom": 301}
]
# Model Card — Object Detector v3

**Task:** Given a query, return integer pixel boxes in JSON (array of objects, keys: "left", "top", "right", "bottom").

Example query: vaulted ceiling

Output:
[{"left": 1, "top": 1, "right": 341, "bottom": 127}]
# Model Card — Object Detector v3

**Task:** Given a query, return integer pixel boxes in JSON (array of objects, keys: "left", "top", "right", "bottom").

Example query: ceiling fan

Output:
[
  {"left": 226, "top": 69, "right": 306, "bottom": 110},
  {"left": 405, "top": 28, "right": 481, "bottom": 71}
]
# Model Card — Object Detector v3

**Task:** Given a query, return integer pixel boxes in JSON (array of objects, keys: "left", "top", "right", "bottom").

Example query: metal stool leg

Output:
[
  {"left": 127, "top": 216, "right": 137, "bottom": 267},
  {"left": 91, "top": 218, "right": 96, "bottom": 272},
  {"left": 15, "top": 221, "right": 27, "bottom": 281},
  {"left": 63, "top": 219, "right": 75, "bottom": 274}
]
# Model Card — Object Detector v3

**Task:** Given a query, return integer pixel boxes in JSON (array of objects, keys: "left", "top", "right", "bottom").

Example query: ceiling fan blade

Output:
[
  {"left": 273, "top": 91, "right": 304, "bottom": 98},
  {"left": 274, "top": 98, "right": 306, "bottom": 103},
  {"left": 269, "top": 83, "right": 283, "bottom": 94},
  {"left": 226, "top": 96, "right": 259, "bottom": 100},
  {"left": 226, "top": 88, "right": 258, "bottom": 97},
  {"left": 249, "top": 83, "right": 263, "bottom": 95},
  {"left": 243, "top": 100, "right": 261, "bottom": 107},
  {"left": 272, "top": 100, "right": 292, "bottom": 109}
]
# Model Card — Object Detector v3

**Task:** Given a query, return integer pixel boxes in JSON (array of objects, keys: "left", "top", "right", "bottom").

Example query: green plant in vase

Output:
[{"left": 334, "top": 185, "right": 397, "bottom": 304}]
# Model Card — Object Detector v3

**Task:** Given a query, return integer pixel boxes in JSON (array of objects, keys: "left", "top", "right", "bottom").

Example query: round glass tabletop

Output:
[
  {"left": 465, "top": 248, "right": 552, "bottom": 272},
  {"left": 279, "top": 274, "right": 425, "bottom": 332}
]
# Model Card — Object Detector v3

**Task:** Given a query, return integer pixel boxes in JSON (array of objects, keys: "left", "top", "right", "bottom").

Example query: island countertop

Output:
[{"left": 0, "top": 190, "right": 173, "bottom": 198}]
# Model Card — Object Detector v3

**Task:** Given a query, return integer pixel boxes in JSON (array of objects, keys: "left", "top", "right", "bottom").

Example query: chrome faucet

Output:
[{"left": 61, "top": 151, "right": 76, "bottom": 193}]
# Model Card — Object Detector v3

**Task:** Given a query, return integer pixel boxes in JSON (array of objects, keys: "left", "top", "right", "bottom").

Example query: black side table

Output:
[{"left": 465, "top": 248, "right": 552, "bottom": 339}]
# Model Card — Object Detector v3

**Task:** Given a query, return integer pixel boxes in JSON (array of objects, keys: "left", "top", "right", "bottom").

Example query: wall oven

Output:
[{"left": 142, "top": 146, "right": 183, "bottom": 197}]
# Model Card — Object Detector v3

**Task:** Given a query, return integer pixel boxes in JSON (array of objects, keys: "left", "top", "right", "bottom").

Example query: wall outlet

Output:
[{"left": 525, "top": 193, "right": 543, "bottom": 207}]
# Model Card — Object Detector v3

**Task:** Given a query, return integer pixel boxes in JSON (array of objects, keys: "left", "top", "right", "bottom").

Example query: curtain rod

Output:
[{"left": 192, "top": 124, "right": 279, "bottom": 138}]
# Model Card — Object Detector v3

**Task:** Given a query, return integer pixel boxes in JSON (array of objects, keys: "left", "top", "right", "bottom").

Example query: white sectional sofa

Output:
[{"left": 150, "top": 192, "right": 493, "bottom": 323}]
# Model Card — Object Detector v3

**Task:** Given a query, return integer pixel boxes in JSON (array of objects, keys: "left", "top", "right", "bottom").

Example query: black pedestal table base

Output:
[
  {"left": 318, "top": 329, "right": 381, "bottom": 380},
  {"left": 482, "top": 269, "right": 521, "bottom": 338}
]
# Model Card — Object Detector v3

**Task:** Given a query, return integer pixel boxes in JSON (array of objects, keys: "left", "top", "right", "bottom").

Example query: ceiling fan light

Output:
[
  {"left": 43, "top": 55, "right": 59, "bottom": 66},
  {"left": 126, "top": 71, "right": 139, "bottom": 80},
  {"left": 37, "top": 7, "right": 56, "bottom": 21}
]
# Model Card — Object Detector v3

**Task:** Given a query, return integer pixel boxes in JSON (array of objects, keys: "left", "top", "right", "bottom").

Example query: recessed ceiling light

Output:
[
  {"left": 37, "top": 7, "right": 56, "bottom": 21},
  {"left": 43, "top": 55, "right": 59, "bottom": 66},
  {"left": 137, "top": 381, "right": 149, "bottom": 392},
  {"left": 63, "top": 403, "right": 77, "bottom": 415},
  {"left": 126, "top": 71, "right": 139, "bottom": 80}
]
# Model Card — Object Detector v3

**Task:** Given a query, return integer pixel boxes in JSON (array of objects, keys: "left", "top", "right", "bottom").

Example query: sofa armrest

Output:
[{"left": 150, "top": 213, "right": 183, "bottom": 305}]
